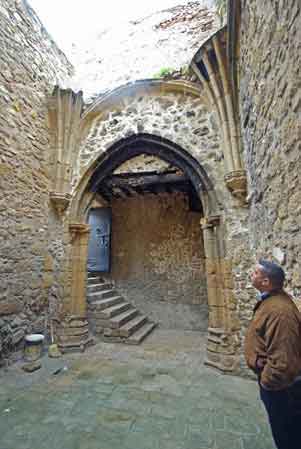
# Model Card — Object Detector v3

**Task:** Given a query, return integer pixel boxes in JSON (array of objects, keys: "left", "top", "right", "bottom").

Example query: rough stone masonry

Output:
[
  {"left": 0, "top": 0, "right": 300, "bottom": 375},
  {"left": 239, "top": 0, "right": 301, "bottom": 298},
  {"left": 0, "top": 0, "right": 72, "bottom": 357}
]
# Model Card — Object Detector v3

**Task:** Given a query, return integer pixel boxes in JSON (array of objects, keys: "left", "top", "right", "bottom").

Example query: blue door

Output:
[{"left": 87, "top": 208, "right": 111, "bottom": 272}]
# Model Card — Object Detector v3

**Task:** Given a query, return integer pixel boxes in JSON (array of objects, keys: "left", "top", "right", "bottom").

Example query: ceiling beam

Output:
[{"left": 106, "top": 172, "right": 188, "bottom": 190}]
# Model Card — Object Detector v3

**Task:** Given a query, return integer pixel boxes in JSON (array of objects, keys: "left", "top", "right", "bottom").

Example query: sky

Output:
[{"left": 28, "top": 0, "right": 205, "bottom": 53}]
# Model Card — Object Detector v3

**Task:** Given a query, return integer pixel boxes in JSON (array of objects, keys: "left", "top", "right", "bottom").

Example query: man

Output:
[{"left": 245, "top": 259, "right": 301, "bottom": 449}]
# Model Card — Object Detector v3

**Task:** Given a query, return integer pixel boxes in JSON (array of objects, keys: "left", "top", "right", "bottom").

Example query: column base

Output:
[
  {"left": 206, "top": 327, "right": 240, "bottom": 373},
  {"left": 205, "top": 352, "right": 240, "bottom": 373},
  {"left": 55, "top": 316, "right": 95, "bottom": 354}
]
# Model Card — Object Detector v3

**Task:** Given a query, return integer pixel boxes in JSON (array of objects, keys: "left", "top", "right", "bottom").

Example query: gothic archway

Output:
[
  {"left": 83, "top": 133, "right": 219, "bottom": 218},
  {"left": 63, "top": 133, "right": 240, "bottom": 372}
]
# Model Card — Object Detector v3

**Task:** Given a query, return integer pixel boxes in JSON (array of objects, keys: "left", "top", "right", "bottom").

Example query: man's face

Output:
[{"left": 251, "top": 264, "right": 271, "bottom": 292}]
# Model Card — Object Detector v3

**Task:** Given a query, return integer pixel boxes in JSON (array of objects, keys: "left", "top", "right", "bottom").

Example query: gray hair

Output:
[{"left": 258, "top": 259, "right": 285, "bottom": 290}]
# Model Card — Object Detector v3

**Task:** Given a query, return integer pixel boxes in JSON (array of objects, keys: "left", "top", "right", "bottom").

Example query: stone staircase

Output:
[{"left": 87, "top": 273, "right": 157, "bottom": 344}]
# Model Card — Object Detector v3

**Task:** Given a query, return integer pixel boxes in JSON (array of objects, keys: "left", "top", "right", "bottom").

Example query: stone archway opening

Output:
[
  {"left": 64, "top": 133, "right": 239, "bottom": 372},
  {"left": 88, "top": 152, "right": 208, "bottom": 332}
]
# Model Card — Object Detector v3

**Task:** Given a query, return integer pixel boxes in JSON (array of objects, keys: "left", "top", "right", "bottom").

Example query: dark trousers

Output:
[{"left": 259, "top": 382, "right": 301, "bottom": 449}]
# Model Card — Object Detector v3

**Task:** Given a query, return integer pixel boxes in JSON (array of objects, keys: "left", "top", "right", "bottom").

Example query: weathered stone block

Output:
[
  {"left": 11, "top": 329, "right": 25, "bottom": 345},
  {"left": 208, "top": 306, "right": 224, "bottom": 328},
  {"left": 22, "top": 361, "right": 42, "bottom": 373},
  {"left": 0, "top": 300, "right": 22, "bottom": 316},
  {"left": 58, "top": 332, "right": 89, "bottom": 344},
  {"left": 48, "top": 344, "right": 61, "bottom": 358},
  {"left": 43, "top": 254, "right": 54, "bottom": 272},
  {"left": 104, "top": 328, "right": 120, "bottom": 337},
  {"left": 57, "top": 326, "right": 89, "bottom": 337}
]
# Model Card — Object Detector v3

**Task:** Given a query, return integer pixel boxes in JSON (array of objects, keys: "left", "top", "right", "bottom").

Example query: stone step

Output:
[
  {"left": 103, "top": 327, "right": 121, "bottom": 337},
  {"left": 87, "top": 272, "right": 103, "bottom": 278},
  {"left": 87, "top": 282, "right": 113, "bottom": 293},
  {"left": 119, "top": 315, "right": 148, "bottom": 338},
  {"left": 88, "top": 296, "right": 123, "bottom": 311},
  {"left": 86, "top": 272, "right": 157, "bottom": 344},
  {"left": 109, "top": 308, "right": 139, "bottom": 329},
  {"left": 87, "top": 276, "right": 102, "bottom": 285},
  {"left": 98, "top": 302, "right": 132, "bottom": 319},
  {"left": 127, "top": 322, "right": 157, "bottom": 345},
  {"left": 87, "top": 289, "right": 117, "bottom": 301}
]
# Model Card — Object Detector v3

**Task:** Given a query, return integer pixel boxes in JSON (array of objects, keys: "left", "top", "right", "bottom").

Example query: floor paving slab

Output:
[{"left": 0, "top": 330, "right": 274, "bottom": 449}]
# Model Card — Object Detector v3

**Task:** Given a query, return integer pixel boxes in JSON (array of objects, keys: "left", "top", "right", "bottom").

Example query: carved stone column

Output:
[
  {"left": 201, "top": 216, "right": 223, "bottom": 328},
  {"left": 55, "top": 223, "right": 93, "bottom": 353},
  {"left": 191, "top": 28, "right": 248, "bottom": 204},
  {"left": 201, "top": 216, "right": 239, "bottom": 372},
  {"left": 48, "top": 87, "right": 84, "bottom": 216}
]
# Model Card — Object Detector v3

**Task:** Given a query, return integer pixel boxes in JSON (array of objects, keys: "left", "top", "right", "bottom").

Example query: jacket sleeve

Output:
[{"left": 260, "top": 311, "right": 301, "bottom": 390}]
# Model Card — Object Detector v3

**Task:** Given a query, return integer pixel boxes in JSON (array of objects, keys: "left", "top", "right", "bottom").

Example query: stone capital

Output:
[
  {"left": 200, "top": 215, "right": 220, "bottom": 230},
  {"left": 69, "top": 223, "right": 90, "bottom": 243},
  {"left": 50, "top": 192, "right": 71, "bottom": 216},
  {"left": 224, "top": 170, "right": 247, "bottom": 202}
]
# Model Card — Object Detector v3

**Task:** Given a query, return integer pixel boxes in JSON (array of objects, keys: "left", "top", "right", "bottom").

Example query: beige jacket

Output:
[{"left": 244, "top": 291, "right": 301, "bottom": 390}]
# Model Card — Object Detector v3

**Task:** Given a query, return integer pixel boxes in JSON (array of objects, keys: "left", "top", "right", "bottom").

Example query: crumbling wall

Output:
[
  {"left": 110, "top": 192, "right": 208, "bottom": 330},
  {"left": 239, "top": 0, "right": 301, "bottom": 298},
  {"left": 0, "top": 0, "right": 73, "bottom": 359},
  {"left": 80, "top": 90, "right": 224, "bottom": 191}
]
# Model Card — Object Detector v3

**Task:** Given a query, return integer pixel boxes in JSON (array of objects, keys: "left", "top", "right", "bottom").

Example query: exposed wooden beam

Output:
[
  {"left": 97, "top": 171, "right": 199, "bottom": 201},
  {"left": 106, "top": 172, "right": 188, "bottom": 190},
  {"left": 111, "top": 187, "right": 128, "bottom": 199},
  {"left": 152, "top": 184, "right": 168, "bottom": 195},
  {"left": 123, "top": 186, "right": 136, "bottom": 197}
]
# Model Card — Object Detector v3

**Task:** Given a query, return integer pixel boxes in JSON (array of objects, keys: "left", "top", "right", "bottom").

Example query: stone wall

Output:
[
  {"left": 115, "top": 155, "right": 171, "bottom": 174},
  {"left": 109, "top": 192, "right": 208, "bottom": 330},
  {"left": 2, "top": 0, "right": 293, "bottom": 373},
  {"left": 80, "top": 88, "right": 225, "bottom": 195},
  {"left": 0, "top": 0, "right": 73, "bottom": 358},
  {"left": 239, "top": 0, "right": 301, "bottom": 298}
]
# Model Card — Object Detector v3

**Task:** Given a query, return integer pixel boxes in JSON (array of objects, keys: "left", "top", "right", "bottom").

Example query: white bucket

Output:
[
  {"left": 24, "top": 334, "right": 45, "bottom": 361},
  {"left": 25, "top": 334, "right": 45, "bottom": 343}
]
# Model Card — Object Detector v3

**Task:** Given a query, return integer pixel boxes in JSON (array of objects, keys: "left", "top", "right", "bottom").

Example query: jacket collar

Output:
[
  {"left": 253, "top": 289, "right": 283, "bottom": 313},
  {"left": 260, "top": 291, "right": 271, "bottom": 300}
]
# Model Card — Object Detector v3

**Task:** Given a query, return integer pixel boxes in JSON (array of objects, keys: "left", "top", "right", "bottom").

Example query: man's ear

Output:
[{"left": 262, "top": 277, "right": 271, "bottom": 288}]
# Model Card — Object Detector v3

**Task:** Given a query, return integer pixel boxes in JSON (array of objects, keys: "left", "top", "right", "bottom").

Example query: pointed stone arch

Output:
[
  {"left": 72, "top": 133, "right": 219, "bottom": 221},
  {"left": 64, "top": 133, "right": 240, "bottom": 372}
]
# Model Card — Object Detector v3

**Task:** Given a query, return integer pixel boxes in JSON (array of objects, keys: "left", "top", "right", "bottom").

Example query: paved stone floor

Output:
[{"left": 0, "top": 330, "right": 274, "bottom": 449}]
